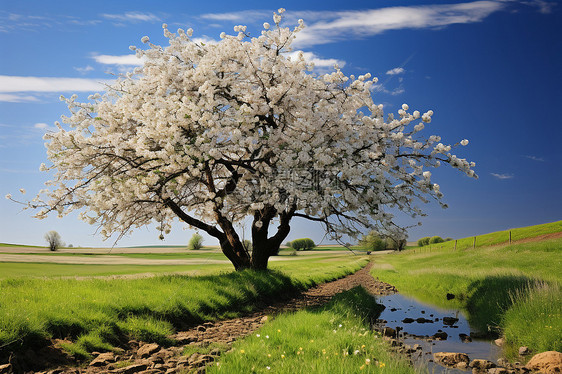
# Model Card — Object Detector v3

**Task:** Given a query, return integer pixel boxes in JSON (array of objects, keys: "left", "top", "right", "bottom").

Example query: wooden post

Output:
[
  {"left": 473, "top": 236, "right": 476, "bottom": 249},
  {"left": 455, "top": 240, "right": 457, "bottom": 250},
  {"left": 509, "top": 231, "right": 512, "bottom": 244}
]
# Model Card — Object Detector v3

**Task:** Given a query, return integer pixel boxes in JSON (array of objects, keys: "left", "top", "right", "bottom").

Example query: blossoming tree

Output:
[{"left": 16, "top": 9, "right": 476, "bottom": 270}]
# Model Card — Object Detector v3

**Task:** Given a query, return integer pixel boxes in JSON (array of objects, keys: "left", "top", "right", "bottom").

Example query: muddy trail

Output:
[{"left": 4, "top": 262, "right": 398, "bottom": 374}]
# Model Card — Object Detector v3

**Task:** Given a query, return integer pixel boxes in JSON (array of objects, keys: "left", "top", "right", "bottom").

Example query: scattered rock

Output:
[
  {"left": 112, "top": 363, "right": 148, "bottom": 374},
  {"left": 497, "top": 358, "right": 509, "bottom": 367},
  {"left": 460, "top": 333, "right": 473, "bottom": 343},
  {"left": 443, "top": 317, "right": 459, "bottom": 326},
  {"left": 196, "top": 325, "right": 207, "bottom": 332},
  {"left": 433, "top": 331, "right": 448, "bottom": 340},
  {"left": 470, "top": 359, "right": 496, "bottom": 370},
  {"left": 488, "top": 368, "right": 509, "bottom": 374},
  {"left": 416, "top": 317, "right": 434, "bottom": 323},
  {"left": 433, "top": 352, "right": 470, "bottom": 367},
  {"left": 457, "top": 362, "right": 469, "bottom": 370},
  {"left": 191, "top": 355, "right": 215, "bottom": 368},
  {"left": 519, "top": 347, "right": 530, "bottom": 356},
  {"left": 525, "top": 351, "right": 562, "bottom": 374},
  {"left": 413, "top": 344, "right": 422, "bottom": 351},
  {"left": 446, "top": 293, "right": 456, "bottom": 300},
  {"left": 383, "top": 327, "right": 396, "bottom": 337},
  {"left": 137, "top": 343, "right": 160, "bottom": 358},
  {"left": 90, "top": 352, "right": 116, "bottom": 366},
  {"left": 495, "top": 338, "right": 506, "bottom": 347},
  {"left": 0, "top": 364, "right": 12, "bottom": 374},
  {"left": 402, "top": 318, "right": 415, "bottom": 323}
]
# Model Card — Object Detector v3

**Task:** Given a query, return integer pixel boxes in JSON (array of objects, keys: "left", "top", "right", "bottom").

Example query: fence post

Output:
[
  {"left": 455, "top": 240, "right": 457, "bottom": 250},
  {"left": 509, "top": 231, "right": 512, "bottom": 244},
  {"left": 473, "top": 236, "right": 476, "bottom": 249}
]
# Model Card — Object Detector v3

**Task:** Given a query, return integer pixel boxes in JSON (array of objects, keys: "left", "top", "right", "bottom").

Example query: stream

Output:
[{"left": 374, "top": 293, "right": 502, "bottom": 373}]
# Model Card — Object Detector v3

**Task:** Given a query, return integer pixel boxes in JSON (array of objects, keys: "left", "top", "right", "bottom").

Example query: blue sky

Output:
[{"left": 0, "top": 0, "right": 560, "bottom": 247}]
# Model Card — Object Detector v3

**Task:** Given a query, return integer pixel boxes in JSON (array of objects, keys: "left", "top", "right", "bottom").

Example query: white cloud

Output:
[
  {"left": 0, "top": 76, "right": 110, "bottom": 93},
  {"left": 386, "top": 67, "right": 405, "bottom": 75},
  {"left": 101, "top": 12, "right": 160, "bottom": 23},
  {"left": 34, "top": 123, "right": 49, "bottom": 129},
  {"left": 525, "top": 155, "right": 545, "bottom": 162},
  {"left": 293, "top": 1, "right": 507, "bottom": 47},
  {"left": 93, "top": 54, "right": 145, "bottom": 66},
  {"left": 191, "top": 36, "right": 219, "bottom": 45},
  {"left": 491, "top": 173, "right": 514, "bottom": 180},
  {"left": 200, "top": 10, "right": 270, "bottom": 22},
  {"left": 0, "top": 93, "right": 40, "bottom": 102},
  {"left": 285, "top": 51, "right": 346, "bottom": 69},
  {"left": 74, "top": 65, "right": 94, "bottom": 74}
]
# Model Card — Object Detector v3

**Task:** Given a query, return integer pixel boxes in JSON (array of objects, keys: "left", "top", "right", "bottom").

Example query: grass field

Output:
[
  {"left": 370, "top": 221, "right": 562, "bottom": 356},
  {"left": 0, "top": 252, "right": 368, "bottom": 359},
  {"left": 208, "top": 287, "right": 415, "bottom": 374}
]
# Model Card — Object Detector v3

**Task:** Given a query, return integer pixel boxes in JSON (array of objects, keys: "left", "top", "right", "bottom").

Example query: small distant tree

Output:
[
  {"left": 290, "top": 238, "right": 316, "bottom": 251},
  {"left": 187, "top": 232, "right": 204, "bottom": 250},
  {"left": 44, "top": 231, "right": 63, "bottom": 251},
  {"left": 417, "top": 237, "right": 431, "bottom": 246},
  {"left": 429, "top": 236, "right": 444, "bottom": 244},
  {"left": 385, "top": 237, "right": 407, "bottom": 251},
  {"left": 360, "top": 231, "right": 386, "bottom": 251}
]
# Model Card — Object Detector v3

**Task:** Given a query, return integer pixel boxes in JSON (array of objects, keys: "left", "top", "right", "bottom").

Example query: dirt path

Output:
[{"left": 8, "top": 262, "right": 397, "bottom": 374}]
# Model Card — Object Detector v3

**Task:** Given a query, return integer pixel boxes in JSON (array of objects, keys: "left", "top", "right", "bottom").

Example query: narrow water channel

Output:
[{"left": 374, "top": 293, "right": 502, "bottom": 373}]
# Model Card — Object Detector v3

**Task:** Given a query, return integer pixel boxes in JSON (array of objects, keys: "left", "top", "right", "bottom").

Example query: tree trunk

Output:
[{"left": 250, "top": 238, "right": 273, "bottom": 270}]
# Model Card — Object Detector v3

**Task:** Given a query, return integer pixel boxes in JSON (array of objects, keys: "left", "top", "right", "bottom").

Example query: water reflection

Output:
[{"left": 374, "top": 293, "right": 502, "bottom": 373}]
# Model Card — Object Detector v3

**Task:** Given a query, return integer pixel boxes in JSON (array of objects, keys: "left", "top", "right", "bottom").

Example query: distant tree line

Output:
[
  {"left": 285, "top": 238, "right": 316, "bottom": 251},
  {"left": 417, "top": 236, "right": 453, "bottom": 246},
  {"left": 360, "top": 231, "right": 406, "bottom": 251}
]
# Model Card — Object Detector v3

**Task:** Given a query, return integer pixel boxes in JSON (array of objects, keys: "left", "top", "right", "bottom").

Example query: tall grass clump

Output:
[
  {"left": 502, "top": 282, "right": 562, "bottom": 354},
  {"left": 208, "top": 287, "right": 415, "bottom": 374}
]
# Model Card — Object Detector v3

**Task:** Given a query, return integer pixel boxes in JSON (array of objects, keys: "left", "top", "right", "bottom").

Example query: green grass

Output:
[
  {"left": 0, "top": 255, "right": 367, "bottom": 359},
  {"left": 0, "top": 262, "right": 231, "bottom": 279},
  {"left": 414, "top": 220, "right": 561, "bottom": 251},
  {"left": 208, "top": 287, "right": 416, "bottom": 374},
  {"left": 371, "top": 233, "right": 561, "bottom": 356}
]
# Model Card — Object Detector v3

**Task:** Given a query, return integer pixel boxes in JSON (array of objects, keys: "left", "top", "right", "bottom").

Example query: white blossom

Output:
[{"left": 15, "top": 11, "right": 476, "bottom": 270}]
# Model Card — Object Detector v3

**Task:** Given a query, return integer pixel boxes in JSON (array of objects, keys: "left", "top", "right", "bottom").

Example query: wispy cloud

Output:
[
  {"left": 200, "top": 10, "right": 270, "bottom": 22},
  {"left": 525, "top": 155, "right": 545, "bottom": 162},
  {"left": 74, "top": 65, "right": 95, "bottom": 74},
  {"left": 293, "top": 1, "right": 507, "bottom": 47},
  {"left": 491, "top": 173, "right": 514, "bottom": 180},
  {"left": 386, "top": 67, "right": 405, "bottom": 75},
  {"left": 93, "top": 54, "right": 144, "bottom": 66},
  {"left": 0, "top": 75, "right": 109, "bottom": 93},
  {"left": 0, "top": 93, "right": 40, "bottom": 103},
  {"left": 101, "top": 12, "right": 161, "bottom": 23},
  {"left": 286, "top": 51, "right": 346, "bottom": 70}
]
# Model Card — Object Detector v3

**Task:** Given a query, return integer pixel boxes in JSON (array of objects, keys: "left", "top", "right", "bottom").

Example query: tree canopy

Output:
[{"left": 15, "top": 9, "right": 476, "bottom": 270}]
